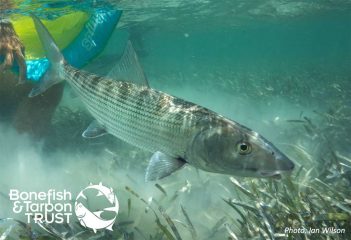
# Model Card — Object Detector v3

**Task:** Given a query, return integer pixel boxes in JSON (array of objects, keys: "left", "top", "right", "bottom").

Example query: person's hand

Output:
[{"left": 0, "top": 19, "right": 26, "bottom": 84}]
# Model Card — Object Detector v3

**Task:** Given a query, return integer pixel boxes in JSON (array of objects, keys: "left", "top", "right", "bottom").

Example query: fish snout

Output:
[
  {"left": 274, "top": 150, "right": 295, "bottom": 171},
  {"left": 259, "top": 151, "right": 295, "bottom": 177}
]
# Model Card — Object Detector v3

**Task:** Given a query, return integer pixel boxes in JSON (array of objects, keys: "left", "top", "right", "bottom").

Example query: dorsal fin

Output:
[{"left": 108, "top": 40, "right": 149, "bottom": 87}]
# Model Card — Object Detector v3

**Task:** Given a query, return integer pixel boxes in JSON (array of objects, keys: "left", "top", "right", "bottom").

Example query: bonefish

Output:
[{"left": 30, "top": 15, "right": 294, "bottom": 181}]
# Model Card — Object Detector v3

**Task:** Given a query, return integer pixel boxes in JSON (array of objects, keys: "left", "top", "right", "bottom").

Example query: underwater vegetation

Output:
[
  {"left": 1, "top": 1, "right": 351, "bottom": 239},
  {"left": 0, "top": 98, "right": 350, "bottom": 239}
]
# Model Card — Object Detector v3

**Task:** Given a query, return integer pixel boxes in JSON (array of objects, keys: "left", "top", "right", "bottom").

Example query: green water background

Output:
[{"left": 0, "top": 1, "right": 350, "bottom": 239}]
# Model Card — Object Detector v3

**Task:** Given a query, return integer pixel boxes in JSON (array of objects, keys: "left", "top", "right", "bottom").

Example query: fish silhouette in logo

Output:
[{"left": 75, "top": 183, "right": 119, "bottom": 233}]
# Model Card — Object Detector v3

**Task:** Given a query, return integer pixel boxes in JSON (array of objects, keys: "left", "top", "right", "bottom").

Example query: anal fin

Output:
[
  {"left": 145, "top": 151, "right": 186, "bottom": 182},
  {"left": 106, "top": 224, "right": 114, "bottom": 231}
]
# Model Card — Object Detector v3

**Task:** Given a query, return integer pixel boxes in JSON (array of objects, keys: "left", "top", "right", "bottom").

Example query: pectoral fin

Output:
[
  {"left": 145, "top": 151, "right": 186, "bottom": 182},
  {"left": 82, "top": 120, "right": 108, "bottom": 138}
]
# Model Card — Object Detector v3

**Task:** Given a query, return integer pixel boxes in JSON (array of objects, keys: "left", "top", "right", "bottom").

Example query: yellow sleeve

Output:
[{"left": 11, "top": 12, "right": 89, "bottom": 59}]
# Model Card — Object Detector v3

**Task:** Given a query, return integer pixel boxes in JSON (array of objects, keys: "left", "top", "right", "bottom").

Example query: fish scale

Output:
[{"left": 64, "top": 64, "right": 201, "bottom": 158}]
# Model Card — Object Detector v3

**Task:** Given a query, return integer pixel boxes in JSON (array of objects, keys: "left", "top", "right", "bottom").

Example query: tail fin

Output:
[{"left": 29, "top": 14, "right": 65, "bottom": 97}]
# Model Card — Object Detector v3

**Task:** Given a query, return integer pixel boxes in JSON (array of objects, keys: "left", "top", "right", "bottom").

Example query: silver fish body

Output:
[
  {"left": 30, "top": 14, "right": 294, "bottom": 181},
  {"left": 65, "top": 64, "right": 200, "bottom": 158}
]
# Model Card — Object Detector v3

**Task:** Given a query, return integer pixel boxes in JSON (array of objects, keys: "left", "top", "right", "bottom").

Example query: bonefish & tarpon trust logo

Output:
[
  {"left": 75, "top": 183, "right": 119, "bottom": 233},
  {"left": 9, "top": 182, "right": 119, "bottom": 233},
  {"left": 9, "top": 189, "right": 73, "bottom": 224}
]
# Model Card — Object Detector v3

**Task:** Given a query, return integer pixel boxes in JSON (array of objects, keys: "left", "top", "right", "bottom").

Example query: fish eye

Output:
[{"left": 237, "top": 142, "right": 252, "bottom": 155}]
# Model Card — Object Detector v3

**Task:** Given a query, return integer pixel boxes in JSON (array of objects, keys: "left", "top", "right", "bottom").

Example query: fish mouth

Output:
[
  {"left": 259, "top": 169, "right": 292, "bottom": 178},
  {"left": 259, "top": 170, "right": 281, "bottom": 177},
  {"left": 257, "top": 155, "right": 295, "bottom": 178}
]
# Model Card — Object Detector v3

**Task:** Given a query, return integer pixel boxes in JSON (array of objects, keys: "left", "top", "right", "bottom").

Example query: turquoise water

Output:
[{"left": 0, "top": 1, "right": 351, "bottom": 239}]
